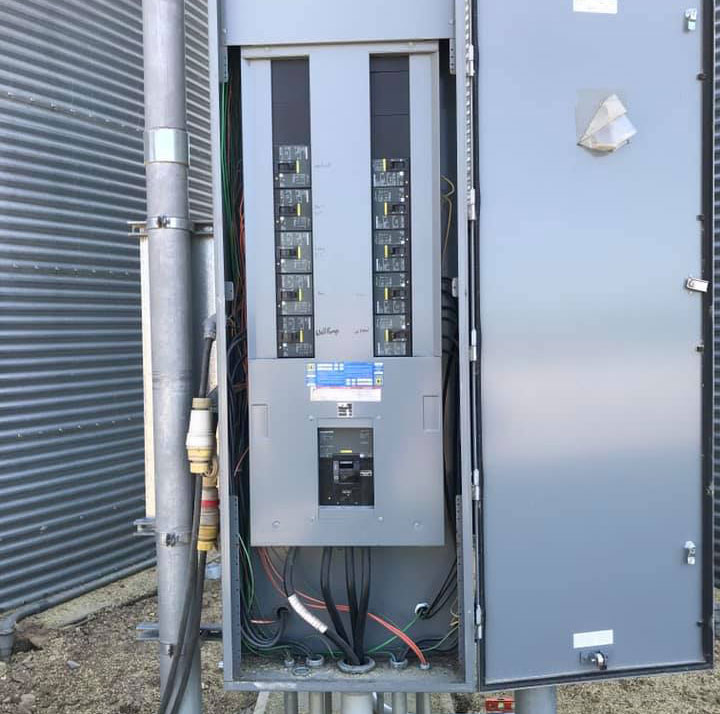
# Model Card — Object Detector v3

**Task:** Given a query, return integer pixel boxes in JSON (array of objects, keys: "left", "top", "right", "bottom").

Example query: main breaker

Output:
[{"left": 211, "top": 0, "right": 714, "bottom": 694}]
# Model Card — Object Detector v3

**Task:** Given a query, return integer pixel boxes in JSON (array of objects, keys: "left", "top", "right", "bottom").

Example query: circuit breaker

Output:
[{"left": 241, "top": 43, "right": 443, "bottom": 546}]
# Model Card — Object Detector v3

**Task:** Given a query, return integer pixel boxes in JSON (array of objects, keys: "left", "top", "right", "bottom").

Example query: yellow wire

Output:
[{"left": 441, "top": 175, "right": 456, "bottom": 261}]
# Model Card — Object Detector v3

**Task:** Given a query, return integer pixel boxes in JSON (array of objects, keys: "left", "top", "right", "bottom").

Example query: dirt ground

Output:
[{"left": 1, "top": 577, "right": 719, "bottom": 714}]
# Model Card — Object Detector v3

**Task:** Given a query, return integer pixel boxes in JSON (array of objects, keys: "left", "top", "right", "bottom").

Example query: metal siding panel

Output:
[
  {"left": 0, "top": 0, "right": 153, "bottom": 611},
  {"left": 185, "top": 0, "right": 213, "bottom": 222},
  {"left": 714, "top": 4, "right": 720, "bottom": 589}
]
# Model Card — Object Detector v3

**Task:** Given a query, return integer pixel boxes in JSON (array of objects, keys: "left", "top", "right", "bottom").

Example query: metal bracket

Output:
[
  {"left": 136, "top": 622, "right": 222, "bottom": 644},
  {"left": 128, "top": 219, "right": 212, "bottom": 240},
  {"left": 684, "top": 8, "right": 698, "bottom": 31},
  {"left": 144, "top": 127, "right": 189, "bottom": 166},
  {"left": 448, "top": 38, "right": 457, "bottom": 75},
  {"left": 685, "top": 277, "right": 709, "bottom": 294},
  {"left": 146, "top": 215, "right": 192, "bottom": 232},
  {"left": 684, "top": 540, "right": 697, "bottom": 565},
  {"left": 133, "top": 516, "right": 156, "bottom": 537}
]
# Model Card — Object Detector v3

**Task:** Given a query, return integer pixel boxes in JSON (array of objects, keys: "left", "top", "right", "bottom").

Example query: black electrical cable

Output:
[
  {"left": 157, "top": 477, "right": 201, "bottom": 714},
  {"left": 198, "top": 336, "right": 214, "bottom": 399},
  {"left": 166, "top": 550, "right": 207, "bottom": 714},
  {"left": 345, "top": 548, "right": 360, "bottom": 657},
  {"left": 320, "top": 547, "right": 351, "bottom": 646},
  {"left": 284, "top": 548, "right": 360, "bottom": 666},
  {"left": 355, "top": 548, "right": 371, "bottom": 662}
]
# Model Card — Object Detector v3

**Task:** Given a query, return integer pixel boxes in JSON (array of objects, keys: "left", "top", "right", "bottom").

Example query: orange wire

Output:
[{"left": 258, "top": 548, "right": 427, "bottom": 665}]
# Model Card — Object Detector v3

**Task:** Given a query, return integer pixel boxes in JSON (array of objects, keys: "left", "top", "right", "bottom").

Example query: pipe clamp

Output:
[
  {"left": 157, "top": 530, "right": 192, "bottom": 547},
  {"left": 144, "top": 127, "right": 189, "bottom": 165},
  {"left": 147, "top": 215, "right": 192, "bottom": 232}
]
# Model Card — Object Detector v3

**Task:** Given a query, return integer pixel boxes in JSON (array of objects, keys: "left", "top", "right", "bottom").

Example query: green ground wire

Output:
[
  {"left": 368, "top": 615, "right": 419, "bottom": 654},
  {"left": 421, "top": 626, "right": 459, "bottom": 653},
  {"left": 238, "top": 534, "right": 255, "bottom": 607}
]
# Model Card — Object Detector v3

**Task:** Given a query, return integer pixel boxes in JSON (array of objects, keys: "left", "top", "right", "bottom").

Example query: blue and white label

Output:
[{"left": 306, "top": 362, "right": 384, "bottom": 402}]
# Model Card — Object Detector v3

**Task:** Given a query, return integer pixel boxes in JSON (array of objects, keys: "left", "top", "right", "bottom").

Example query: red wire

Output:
[{"left": 258, "top": 548, "right": 427, "bottom": 665}]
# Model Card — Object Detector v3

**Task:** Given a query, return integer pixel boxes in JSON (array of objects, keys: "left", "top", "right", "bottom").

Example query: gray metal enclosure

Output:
[
  {"left": 477, "top": 0, "right": 712, "bottom": 685},
  {"left": 212, "top": 0, "right": 713, "bottom": 694}
]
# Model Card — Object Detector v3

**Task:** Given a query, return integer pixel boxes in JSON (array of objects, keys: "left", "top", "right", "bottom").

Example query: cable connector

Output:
[
  {"left": 197, "top": 459, "right": 219, "bottom": 552},
  {"left": 186, "top": 398, "right": 215, "bottom": 474},
  {"left": 202, "top": 314, "right": 217, "bottom": 341}
]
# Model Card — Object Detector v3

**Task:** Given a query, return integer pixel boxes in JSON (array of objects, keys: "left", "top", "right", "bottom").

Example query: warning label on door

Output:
[{"left": 573, "top": 0, "right": 617, "bottom": 13}]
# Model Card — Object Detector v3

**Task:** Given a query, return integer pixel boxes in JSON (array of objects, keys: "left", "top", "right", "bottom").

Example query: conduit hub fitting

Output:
[{"left": 186, "top": 397, "right": 215, "bottom": 474}]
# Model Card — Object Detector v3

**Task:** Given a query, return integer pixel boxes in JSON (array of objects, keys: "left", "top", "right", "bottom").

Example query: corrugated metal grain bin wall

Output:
[
  {"left": 186, "top": 0, "right": 213, "bottom": 221},
  {"left": 714, "top": 3, "right": 720, "bottom": 588},
  {"left": 0, "top": 0, "right": 153, "bottom": 611}
]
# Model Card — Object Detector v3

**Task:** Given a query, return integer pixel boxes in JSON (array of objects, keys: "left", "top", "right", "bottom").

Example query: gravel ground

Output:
[
  {"left": 0, "top": 578, "right": 254, "bottom": 714},
  {"left": 0, "top": 577, "right": 717, "bottom": 714}
]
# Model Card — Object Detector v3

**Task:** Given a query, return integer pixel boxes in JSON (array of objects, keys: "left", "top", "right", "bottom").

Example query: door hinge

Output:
[
  {"left": 472, "top": 468, "right": 481, "bottom": 502},
  {"left": 470, "top": 328, "right": 478, "bottom": 362},
  {"left": 685, "top": 277, "right": 709, "bottom": 294},
  {"left": 475, "top": 604, "right": 483, "bottom": 640},
  {"left": 466, "top": 44, "right": 476, "bottom": 78},
  {"left": 467, "top": 187, "right": 477, "bottom": 221},
  {"left": 448, "top": 38, "right": 457, "bottom": 75}
]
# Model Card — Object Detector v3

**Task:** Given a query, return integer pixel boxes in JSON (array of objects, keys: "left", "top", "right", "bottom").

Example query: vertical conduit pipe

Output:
[
  {"left": 284, "top": 693, "right": 299, "bottom": 714},
  {"left": 142, "top": 0, "right": 199, "bottom": 712},
  {"left": 310, "top": 692, "right": 327, "bottom": 714},
  {"left": 515, "top": 688, "right": 557, "bottom": 714},
  {"left": 341, "top": 693, "right": 374, "bottom": 714}
]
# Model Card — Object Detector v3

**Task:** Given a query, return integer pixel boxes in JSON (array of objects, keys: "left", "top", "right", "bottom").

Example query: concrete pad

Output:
[{"left": 25, "top": 567, "right": 157, "bottom": 629}]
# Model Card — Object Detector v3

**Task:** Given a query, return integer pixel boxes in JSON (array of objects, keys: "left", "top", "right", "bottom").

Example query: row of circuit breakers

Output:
[{"left": 273, "top": 57, "right": 413, "bottom": 358}]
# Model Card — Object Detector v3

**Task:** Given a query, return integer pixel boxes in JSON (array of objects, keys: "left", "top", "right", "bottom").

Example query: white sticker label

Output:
[
  {"left": 573, "top": 0, "right": 618, "bottom": 13},
  {"left": 573, "top": 629, "right": 614, "bottom": 649}
]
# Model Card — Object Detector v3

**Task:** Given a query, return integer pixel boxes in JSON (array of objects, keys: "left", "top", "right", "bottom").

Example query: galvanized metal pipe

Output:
[
  {"left": 284, "top": 693, "right": 299, "bottom": 714},
  {"left": 391, "top": 693, "right": 408, "bottom": 714},
  {"left": 415, "top": 694, "right": 431, "bottom": 714},
  {"left": 341, "top": 693, "right": 374, "bottom": 714},
  {"left": 142, "top": 0, "right": 198, "bottom": 712},
  {"left": 515, "top": 687, "right": 557, "bottom": 714},
  {"left": 310, "top": 692, "right": 327, "bottom": 714}
]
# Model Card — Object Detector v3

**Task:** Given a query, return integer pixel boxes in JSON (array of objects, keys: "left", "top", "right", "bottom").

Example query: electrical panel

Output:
[
  {"left": 241, "top": 43, "right": 443, "bottom": 547},
  {"left": 215, "top": 0, "right": 712, "bottom": 696}
]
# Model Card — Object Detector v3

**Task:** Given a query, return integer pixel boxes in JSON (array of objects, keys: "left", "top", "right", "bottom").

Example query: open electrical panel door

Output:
[
  {"left": 474, "top": 0, "right": 713, "bottom": 686},
  {"left": 209, "top": 0, "right": 713, "bottom": 693}
]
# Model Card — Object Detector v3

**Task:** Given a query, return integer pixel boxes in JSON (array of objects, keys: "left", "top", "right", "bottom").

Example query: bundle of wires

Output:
[
  {"left": 223, "top": 56, "right": 319, "bottom": 659},
  {"left": 321, "top": 547, "right": 371, "bottom": 664},
  {"left": 158, "top": 339, "right": 213, "bottom": 714},
  {"left": 222, "top": 55, "right": 459, "bottom": 664}
]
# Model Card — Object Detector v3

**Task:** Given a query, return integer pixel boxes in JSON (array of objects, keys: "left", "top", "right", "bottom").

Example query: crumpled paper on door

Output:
[{"left": 578, "top": 94, "right": 637, "bottom": 152}]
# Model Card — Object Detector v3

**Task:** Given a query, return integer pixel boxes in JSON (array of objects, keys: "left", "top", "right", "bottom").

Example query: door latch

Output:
[
  {"left": 581, "top": 650, "right": 609, "bottom": 671},
  {"left": 684, "top": 540, "right": 697, "bottom": 565},
  {"left": 685, "top": 277, "right": 709, "bottom": 294}
]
